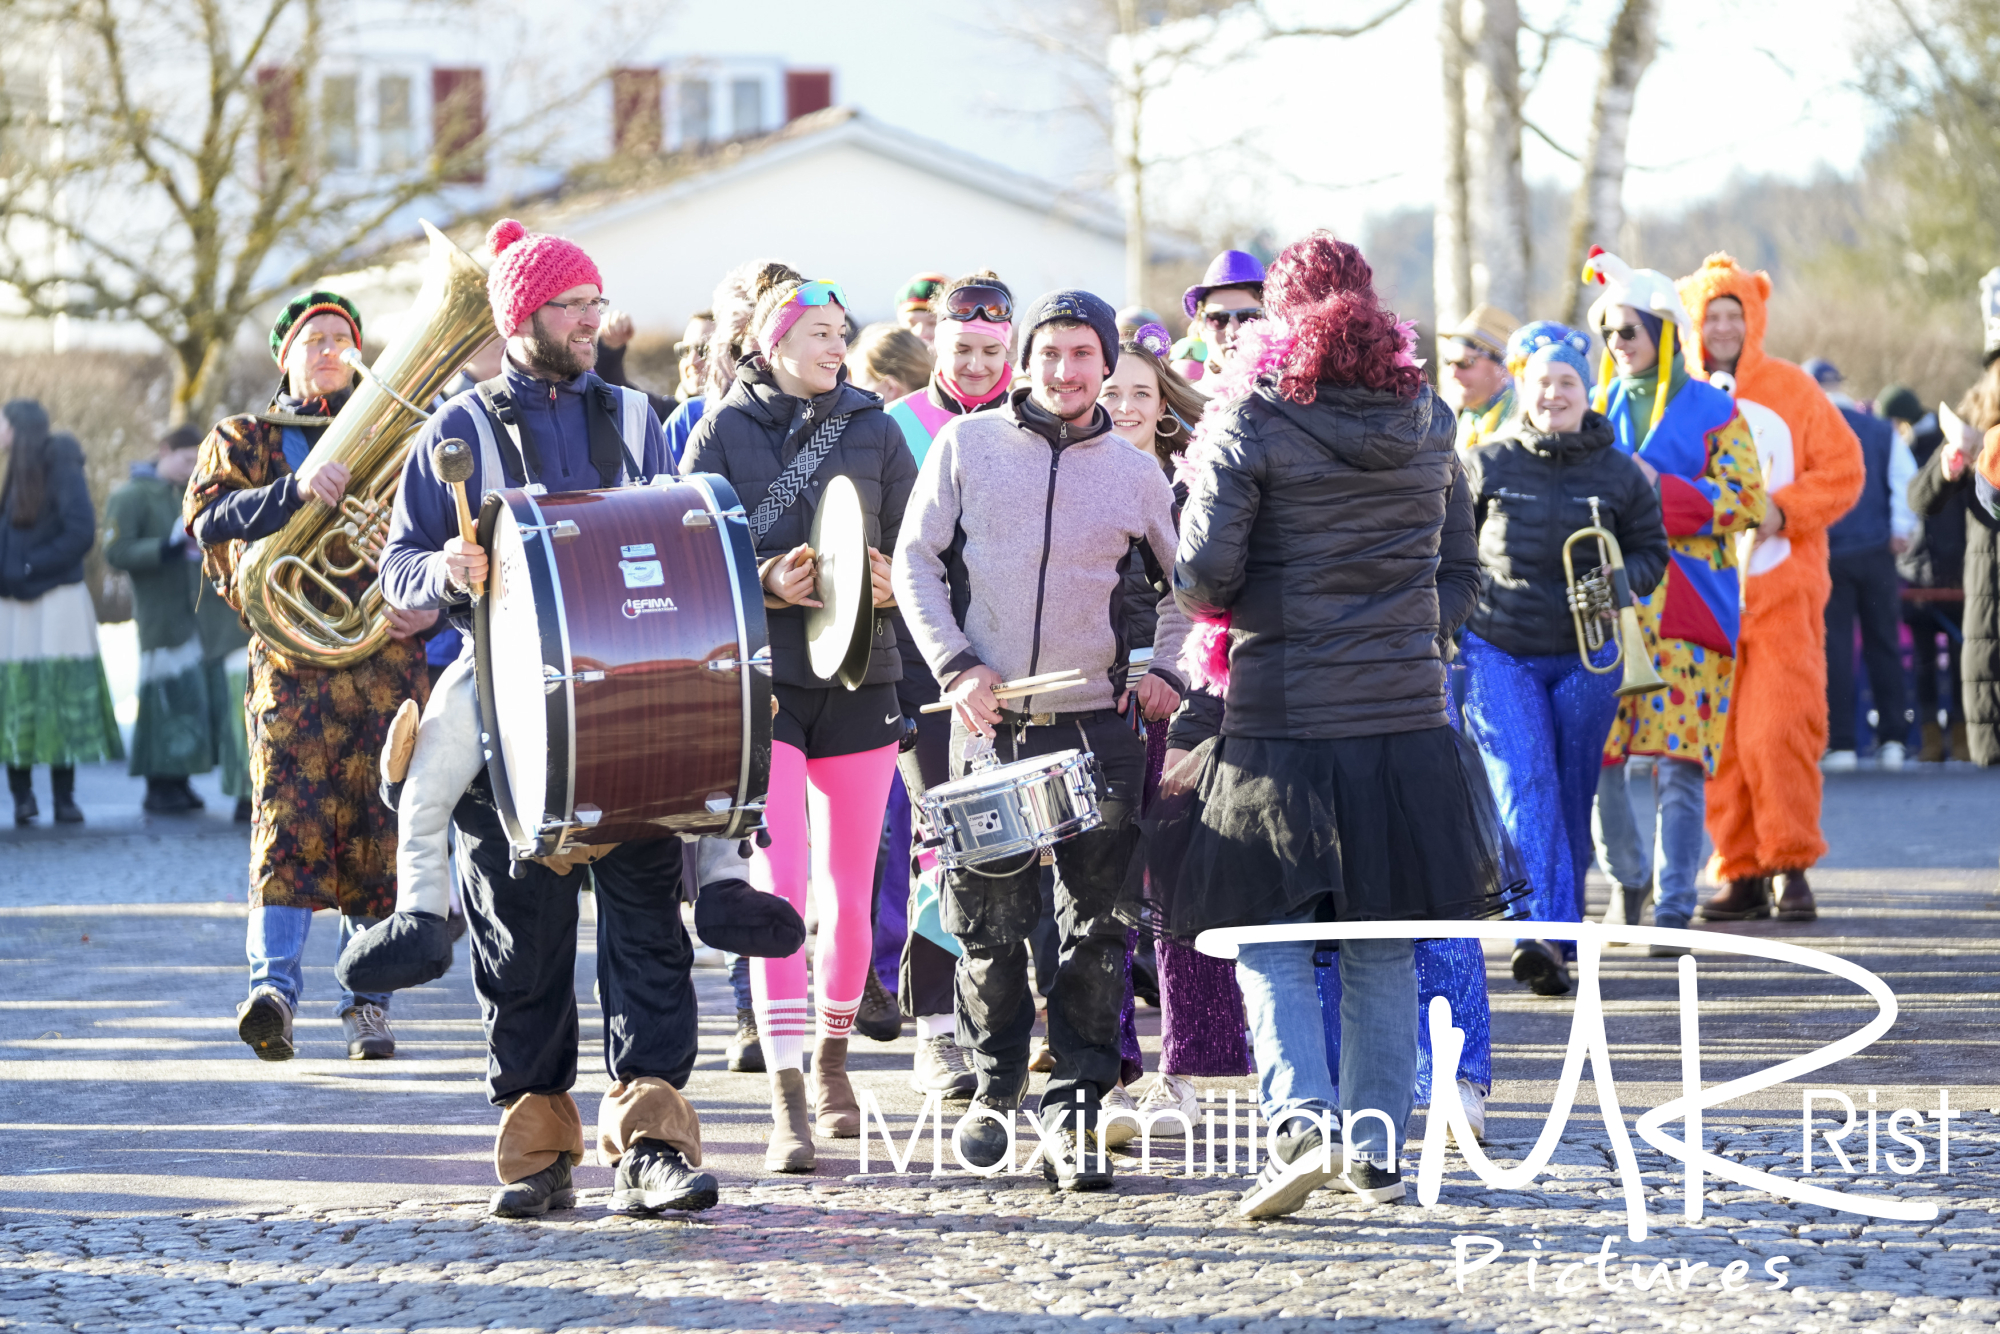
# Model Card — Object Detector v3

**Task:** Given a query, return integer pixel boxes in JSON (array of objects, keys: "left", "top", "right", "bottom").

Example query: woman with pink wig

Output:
[{"left": 1167, "top": 231, "right": 1504, "bottom": 1219}]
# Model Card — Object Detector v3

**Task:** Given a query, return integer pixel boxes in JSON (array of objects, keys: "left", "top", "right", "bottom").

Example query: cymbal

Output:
[{"left": 805, "top": 474, "right": 873, "bottom": 689}]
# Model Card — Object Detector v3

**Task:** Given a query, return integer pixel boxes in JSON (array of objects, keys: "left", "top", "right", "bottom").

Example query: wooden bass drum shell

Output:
[{"left": 472, "top": 474, "right": 770, "bottom": 856}]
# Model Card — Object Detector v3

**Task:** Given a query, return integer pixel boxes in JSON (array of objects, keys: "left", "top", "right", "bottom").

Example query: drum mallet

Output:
[{"left": 432, "top": 438, "right": 482, "bottom": 598}]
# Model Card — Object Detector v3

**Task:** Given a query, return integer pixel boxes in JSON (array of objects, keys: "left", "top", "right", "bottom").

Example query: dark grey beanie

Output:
[{"left": 1017, "top": 289, "right": 1120, "bottom": 374}]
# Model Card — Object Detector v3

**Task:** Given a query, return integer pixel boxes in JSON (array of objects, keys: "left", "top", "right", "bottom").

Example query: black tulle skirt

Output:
[{"left": 1138, "top": 724, "right": 1526, "bottom": 940}]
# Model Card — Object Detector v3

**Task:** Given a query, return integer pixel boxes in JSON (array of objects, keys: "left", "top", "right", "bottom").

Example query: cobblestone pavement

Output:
[{"left": 2, "top": 764, "right": 1997, "bottom": 1331}]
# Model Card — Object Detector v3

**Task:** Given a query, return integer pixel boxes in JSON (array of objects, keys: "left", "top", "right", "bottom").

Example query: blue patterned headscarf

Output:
[{"left": 1506, "top": 320, "right": 1593, "bottom": 387}]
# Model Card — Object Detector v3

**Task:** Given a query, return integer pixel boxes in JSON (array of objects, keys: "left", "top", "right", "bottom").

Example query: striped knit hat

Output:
[{"left": 270, "top": 290, "right": 362, "bottom": 366}]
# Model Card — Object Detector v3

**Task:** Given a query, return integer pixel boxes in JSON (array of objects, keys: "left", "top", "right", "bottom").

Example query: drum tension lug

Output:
[
  {"left": 704, "top": 645, "right": 773, "bottom": 675},
  {"left": 543, "top": 663, "right": 606, "bottom": 693},
  {"left": 682, "top": 510, "right": 714, "bottom": 529},
  {"left": 521, "top": 519, "right": 580, "bottom": 543}
]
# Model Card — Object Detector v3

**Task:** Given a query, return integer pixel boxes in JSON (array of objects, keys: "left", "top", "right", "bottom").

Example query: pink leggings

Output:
[{"left": 751, "top": 740, "right": 900, "bottom": 1065}]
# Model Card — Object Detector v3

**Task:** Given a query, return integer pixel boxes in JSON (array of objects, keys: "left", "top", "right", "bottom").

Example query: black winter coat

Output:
[
  {"left": 1897, "top": 417, "right": 1967, "bottom": 590},
  {"left": 1461, "top": 412, "right": 1669, "bottom": 659},
  {"left": 1910, "top": 444, "right": 1999, "bottom": 765},
  {"left": 1174, "top": 381, "right": 1478, "bottom": 739},
  {"left": 681, "top": 362, "right": 918, "bottom": 691},
  {"left": 0, "top": 431, "right": 95, "bottom": 603}
]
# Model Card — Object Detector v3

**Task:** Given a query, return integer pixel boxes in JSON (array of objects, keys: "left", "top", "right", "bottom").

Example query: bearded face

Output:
[{"left": 519, "top": 307, "right": 597, "bottom": 380}]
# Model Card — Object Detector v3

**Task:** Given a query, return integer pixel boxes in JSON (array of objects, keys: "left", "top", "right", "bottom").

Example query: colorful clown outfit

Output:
[
  {"left": 1677, "top": 255, "right": 1864, "bottom": 922},
  {"left": 1578, "top": 251, "right": 1767, "bottom": 933}
]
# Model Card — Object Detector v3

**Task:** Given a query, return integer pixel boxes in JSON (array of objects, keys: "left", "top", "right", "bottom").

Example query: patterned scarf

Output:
[{"left": 748, "top": 411, "right": 850, "bottom": 541}]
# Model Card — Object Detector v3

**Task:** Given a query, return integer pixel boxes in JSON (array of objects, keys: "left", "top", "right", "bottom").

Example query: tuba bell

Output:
[
  {"left": 1563, "top": 497, "right": 1668, "bottom": 698},
  {"left": 237, "top": 221, "right": 494, "bottom": 669}
]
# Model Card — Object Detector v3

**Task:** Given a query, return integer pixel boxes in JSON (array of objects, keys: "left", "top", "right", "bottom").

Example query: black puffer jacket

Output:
[
  {"left": 1910, "top": 442, "right": 1999, "bottom": 765},
  {"left": 1461, "top": 412, "right": 1669, "bottom": 659},
  {"left": 1174, "top": 381, "right": 1477, "bottom": 739},
  {"left": 681, "top": 361, "right": 917, "bottom": 690},
  {"left": 0, "top": 405, "right": 95, "bottom": 603}
]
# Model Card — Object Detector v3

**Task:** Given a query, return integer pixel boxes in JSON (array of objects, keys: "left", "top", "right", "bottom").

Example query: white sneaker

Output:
[
  {"left": 1876, "top": 740, "right": 1907, "bottom": 771},
  {"left": 1133, "top": 1072, "right": 1199, "bottom": 1137},
  {"left": 1820, "top": 749, "right": 1858, "bottom": 773},
  {"left": 1099, "top": 1084, "right": 1139, "bottom": 1149},
  {"left": 1457, "top": 1078, "right": 1487, "bottom": 1143}
]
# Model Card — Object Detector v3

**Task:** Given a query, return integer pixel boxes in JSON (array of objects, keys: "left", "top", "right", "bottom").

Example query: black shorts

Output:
[{"left": 772, "top": 681, "right": 903, "bottom": 759}]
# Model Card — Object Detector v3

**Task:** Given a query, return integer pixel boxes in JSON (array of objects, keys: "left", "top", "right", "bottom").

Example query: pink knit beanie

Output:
[{"left": 485, "top": 218, "right": 604, "bottom": 338}]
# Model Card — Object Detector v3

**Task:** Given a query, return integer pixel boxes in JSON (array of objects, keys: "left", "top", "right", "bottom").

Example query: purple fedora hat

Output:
[{"left": 1183, "top": 249, "right": 1267, "bottom": 319}]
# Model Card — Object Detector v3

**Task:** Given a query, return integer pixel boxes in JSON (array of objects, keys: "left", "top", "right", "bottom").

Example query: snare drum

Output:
[
  {"left": 917, "top": 749, "right": 1102, "bottom": 869},
  {"left": 473, "top": 474, "right": 771, "bottom": 860}
]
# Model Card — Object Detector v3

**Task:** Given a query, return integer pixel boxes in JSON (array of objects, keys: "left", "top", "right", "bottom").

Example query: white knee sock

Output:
[
  {"left": 754, "top": 997, "right": 808, "bottom": 1071},
  {"left": 816, "top": 993, "right": 861, "bottom": 1041}
]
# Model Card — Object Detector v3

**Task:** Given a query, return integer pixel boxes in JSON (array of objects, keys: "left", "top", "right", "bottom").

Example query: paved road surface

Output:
[{"left": 1, "top": 761, "right": 1996, "bottom": 1330}]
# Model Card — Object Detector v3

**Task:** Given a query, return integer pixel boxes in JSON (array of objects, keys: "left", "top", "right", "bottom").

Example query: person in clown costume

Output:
[
  {"left": 1578, "top": 250, "right": 1767, "bottom": 945},
  {"left": 1676, "top": 254, "right": 1864, "bottom": 924}
]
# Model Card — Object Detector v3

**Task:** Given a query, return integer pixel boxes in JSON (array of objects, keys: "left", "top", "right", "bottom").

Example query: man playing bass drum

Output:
[{"left": 373, "top": 220, "right": 785, "bottom": 1220}]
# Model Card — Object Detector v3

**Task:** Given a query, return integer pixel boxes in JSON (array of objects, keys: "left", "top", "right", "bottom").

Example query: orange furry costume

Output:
[{"left": 1678, "top": 255, "right": 1864, "bottom": 879}]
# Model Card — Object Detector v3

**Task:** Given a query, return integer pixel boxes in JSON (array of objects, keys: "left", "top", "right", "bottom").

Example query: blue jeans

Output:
[
  {"left": 730, "top": 953, "right": 752, "bottom": 1011},
  {"left": 1237, "top": 910, "right": 1415, "bottom": 1166},
  {"left": 1593, "top": 756, "right": 1706, "bottom": 926},
  {"left": 1319, "top": 936, "right": 1491, "bottom": 1102},
  {"left": 245, "top": 907, "right": 386, "bottom": 1016}
]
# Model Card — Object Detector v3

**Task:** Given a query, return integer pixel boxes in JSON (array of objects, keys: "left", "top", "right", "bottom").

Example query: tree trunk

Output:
[
  {"left": 1434, "top": 0, "right": 1472, "bottom": 332},
  {"left": 1461, "top": 0, "right": 1529, "bottom": 318},
  {"left": 1560, "top": 0, "right": 1658, "bottom": 323},
  {"left": 1117, "top": 0, "right": 1147, "bottom": 310}
]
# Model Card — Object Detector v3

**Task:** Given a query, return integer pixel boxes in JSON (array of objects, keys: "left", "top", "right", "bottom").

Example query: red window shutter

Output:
[
  {"left": 784, "top": 70, "right": 832, "bottom": 121},
  {"left": 431, "top": 68, "right": 486, "bottom": 185},
  {"left": 611, "top": 68, "right": 663, "bottom": 156},
  {"left": 255, "top": 66, "right": 300, "bottom": 177}
]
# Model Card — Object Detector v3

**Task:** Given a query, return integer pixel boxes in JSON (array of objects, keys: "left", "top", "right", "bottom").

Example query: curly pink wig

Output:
[{"left": 1265, "top": 231, "right": 1423, "bottom": 403}]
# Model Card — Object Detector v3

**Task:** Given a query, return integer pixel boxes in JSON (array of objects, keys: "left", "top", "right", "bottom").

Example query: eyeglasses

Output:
[
  {"left": 544, "top": 297, "right": 611, "bottom": 317},
  {"left": 942, "top": 283, "right": 1013, "bottom": 324},
  {"left": 1203, "top": 307, "right": 1263, "bottom": 330},
  {"left": 1602, "top": 324, "right": 1645, "bottom": 344},
  {"left": 672, "top": 341, "right": 705, "bottom": 356}
]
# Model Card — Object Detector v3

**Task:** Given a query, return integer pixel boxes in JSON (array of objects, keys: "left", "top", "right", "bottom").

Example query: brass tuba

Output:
[
  {"left": 1563, "top": 497, "right": 1668, "bottom": 698},
  {"left": 238, "top": 221, "right": 494, "bottom": 669}
]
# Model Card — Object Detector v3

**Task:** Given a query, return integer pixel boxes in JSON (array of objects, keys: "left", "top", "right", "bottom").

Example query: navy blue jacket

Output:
[
  {"left": 380, "top": 357, "right": 666, "bottom": 620},
  {"left": 1829, "top": 406, "right": 1895, "bottom": 556},
  {"left": 0, "top": 432, "right": 95, "bottom": 602}
]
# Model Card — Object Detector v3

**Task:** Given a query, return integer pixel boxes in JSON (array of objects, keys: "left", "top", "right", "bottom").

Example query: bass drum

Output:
[{"left": 473, "top": 474, "right": 771, "bottom": 861}]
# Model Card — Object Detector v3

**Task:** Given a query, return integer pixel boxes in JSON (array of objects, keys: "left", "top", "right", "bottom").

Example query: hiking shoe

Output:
[
  {"left": 854, "top": 968, "right": 903, "bottom": 1043},
  {"left": 1510, "top": 939, "right": 1571, "bottom": 996},
  {"left": 1134, "top": 1073, "right": 1199, "bottom": 1137},
  {"left": 236, "top": 986, "right": 294, "bottom": 1062},
  {"left": 489, "top": 1157, "right": 574, "bottom": 1218},
  {"left": 956, "top": 1096, "right": 1019, "bottom": 1170},
  {"left": 1041, "top": 1125, "right": 1114, "bottom": 1192},
  {"left": 1328, "top": 1158, "right": 1406, "bottom": 1204},
  {"left": 1457, "top": 1079, "right": 1488, "bottom": 1142},
  {"left": 910, "top": 1034, "right": 977, "bottom": 1098},
  {"left": 1240, "top": 1124, "right": 1341, "bottom": 1219},
  {"left": 1775, "top": 869, "right": 1818, "bottom": 922},
  {"left": 613, "top": 1138, "right": 717, "bottom": 1214},
  {"left": 726, "top": 1007, "right": 765, "bottom": 1073},
  {"left": 343, "top": 1002, "right": 395, "bottom": 1059}
]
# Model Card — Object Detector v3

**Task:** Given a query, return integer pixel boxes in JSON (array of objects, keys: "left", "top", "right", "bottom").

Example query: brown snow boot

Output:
[
  {"left": 765, "top": 1068, "right": 815, "bottom": 1173},
  {"left": 813, "top": 1036, "right": 861, "bottom": 1138}
]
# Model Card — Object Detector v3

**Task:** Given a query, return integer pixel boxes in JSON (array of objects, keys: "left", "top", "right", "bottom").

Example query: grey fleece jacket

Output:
[{"left": 893, "top": 393, "right": 1190, "bottom": 717}]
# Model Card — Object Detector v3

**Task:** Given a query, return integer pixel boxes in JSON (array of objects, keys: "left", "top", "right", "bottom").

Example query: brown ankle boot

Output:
[
  {"left": 813, "top": 1036, "right": 860, "bottom": 1138},
  {"left": 1920, "top": 721, "right": 1946, "bottom": 763},
  {"left": 1699, "top": 876, "right": 1772, "bottom": 922},
  {"left": 765, "top": 1068, "right": 815, "bottom": 1173},
  {"left": 1774, "top": 869, "right": 1817, "bottom": 922}
]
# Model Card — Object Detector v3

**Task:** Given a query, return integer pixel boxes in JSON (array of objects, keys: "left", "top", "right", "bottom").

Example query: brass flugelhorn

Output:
[
  {"left": 1563, "top": 497, "right": 1667, "bottom": 697},
  {"left": 238, "top": 221, "right": 494, "bottom": 669}
]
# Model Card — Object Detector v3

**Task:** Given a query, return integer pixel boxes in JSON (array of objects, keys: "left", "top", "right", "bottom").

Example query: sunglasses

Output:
[
  {"left": 942, "top": 283, "right": 1013, "bottom": 324},
  {"left": 1203, "top": 307, "right": 1263, "bottom": 330},
  {"left": 790, "top": 280, "right": 848, "bottom": 310},
  {"left": 1443, "top": 356, "right": 1485, "bottom": 371},
  {"left": 1601, "top": 324, "right": 1646, "bottom": 344}
]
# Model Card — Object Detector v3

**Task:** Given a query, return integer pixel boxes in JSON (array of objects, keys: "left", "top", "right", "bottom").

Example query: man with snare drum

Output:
[{"left": 894, "top": 288, "right": 1188, "bottom": 1190}]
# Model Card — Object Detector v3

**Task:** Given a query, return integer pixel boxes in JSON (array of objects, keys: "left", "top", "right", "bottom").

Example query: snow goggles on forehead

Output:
[
  {"left": 942, "top": 284, "right": 1013, "bottom": 324},
  {"left": 788, "top": 280, "right": 847, "bottom": 310}
]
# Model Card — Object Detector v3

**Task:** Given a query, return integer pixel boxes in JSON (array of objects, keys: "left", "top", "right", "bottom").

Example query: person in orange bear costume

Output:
[{"left": 1676, "top": 255, "right": 1864, "bottom": 923}]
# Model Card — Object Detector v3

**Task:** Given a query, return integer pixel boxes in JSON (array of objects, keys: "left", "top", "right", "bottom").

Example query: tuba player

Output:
[{"left": 184, "top": 291, "right": 438, "bottom": 1064}]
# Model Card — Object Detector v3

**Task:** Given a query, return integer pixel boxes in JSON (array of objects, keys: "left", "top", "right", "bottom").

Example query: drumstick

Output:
[
  {"left": 919, "top": 674, "right": 1088, "bottom": 713},
  {"left": 432, "top": 438, "right": 482, "bottom": 598}
]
